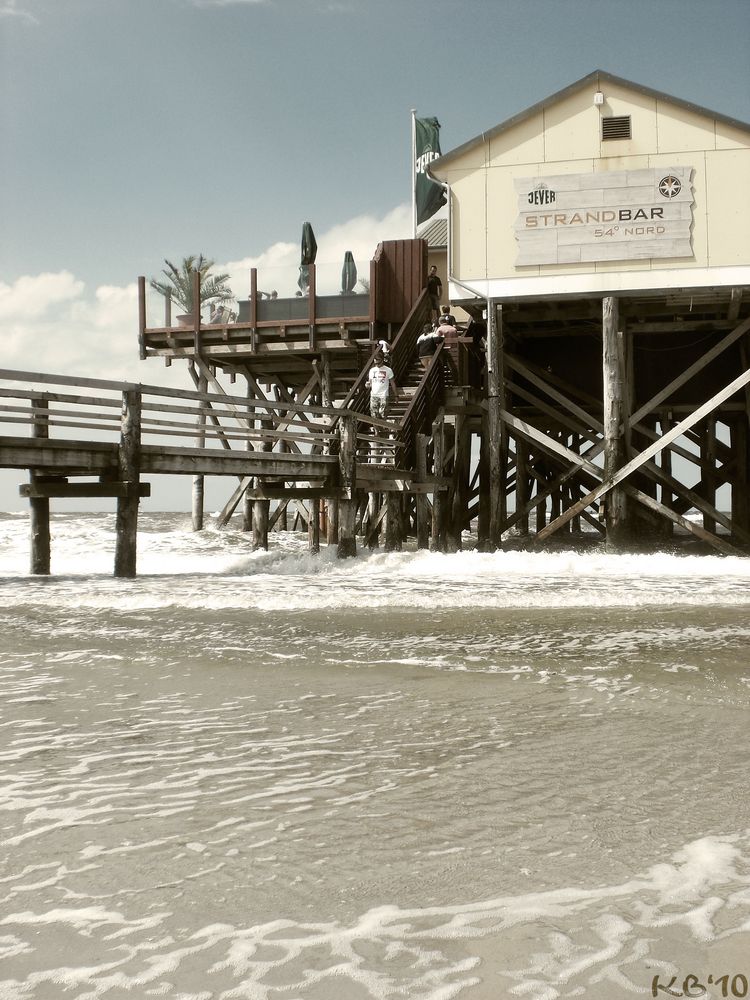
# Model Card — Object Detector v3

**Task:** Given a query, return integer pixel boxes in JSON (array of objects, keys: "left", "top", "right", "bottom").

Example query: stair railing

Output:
[
  {"left": 395, "top": 342, "right": 446, "bottom": 471},
  {"left": 331, "top": 287, "right": 437, "bottom": 471},
  {"left": 388, "top": 288, "right": 432, "bottom": 386},
  {"left": 333, "top": 287, "right": 432, "bottom": 428}
]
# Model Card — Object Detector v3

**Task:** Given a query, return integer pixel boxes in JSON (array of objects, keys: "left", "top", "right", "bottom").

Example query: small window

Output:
[{"left": 602, "top": 115, "right": 631, "bottom": 141}]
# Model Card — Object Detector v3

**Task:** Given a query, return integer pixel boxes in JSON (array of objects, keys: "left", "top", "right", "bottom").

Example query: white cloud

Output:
[
  {"left": 222, "top": 204, "right": 411, "bottom": 298},
  {"left": 0, "top": 0, "right": 38, "bottom": 24},
  {"left": 0, "top": 271, "right": 84, "bottom": 321},
  {"left": 0, "top": 204, "right": 410, "bottom": 384}
]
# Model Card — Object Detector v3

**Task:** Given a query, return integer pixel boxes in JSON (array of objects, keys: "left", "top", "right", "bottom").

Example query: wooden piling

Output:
[
  {"left": 415, "top": 433, "right": 430, "bottom": 549},
  {"left": 243, "top": 375, "right": 254, "bottom": 532},
  {"left": 515, "top": 436, "right": 530, "bottom": 536},
  {"left": 308, "top": 499, "right": 321, "bottom": 553},
  {"left": 477, "top": 424, "right": 490, "bottom": 549},
  {"left": 320, "top": 353, "right": 339, "bottom": 547},
  {"left": 731, "top": 417, "right": 749, "bottom": 544},
  {"left": 191, "top": 370, "right": 207, "bottom": 531},
  {"left": 366, "top": 492, "right": 380, "bottom": 549},
  {"left": 337, "top": 414, "right": 357, "bottom": 558},
  {"left": 253, "top": 499, "right": 269, "bottom": 550},
  {"left": 384, "top": 493, "right": 402, "bottom": 551},
  {"left": 447, "top": 414, "right": 470, "bottom": 551},
  {"left": 114, "top": 389, "right": 141, "bottom": 579},
  {"left": 487, "top": 301, "right": 506, "bottom": 550},
  {"left": 702, "top": 417, "right": 717, "bottom": 535},
  {"left": 29, "top": 397, "right": 51, "bottom": 575},
  {"left": 602, "top": 296, "right": 630, "bottom": 547},
  {"left": 252, "top": 394, "right": 273, "bottom": 552},
  {"left": 431, "top": 416, "right": 446, "bottom": 552}
]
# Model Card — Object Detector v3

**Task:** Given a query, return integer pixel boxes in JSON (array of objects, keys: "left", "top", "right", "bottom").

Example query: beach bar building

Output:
[{"left": 427, "top": 69, "right": 750, "bottom": 551}]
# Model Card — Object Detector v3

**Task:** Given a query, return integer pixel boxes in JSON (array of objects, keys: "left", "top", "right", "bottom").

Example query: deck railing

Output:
[
  {"left": 139, "top": 264, "right": 372, "bottom": 359},
  {"left": 0, "top": 368, "right": 397, "bottom": 465}
]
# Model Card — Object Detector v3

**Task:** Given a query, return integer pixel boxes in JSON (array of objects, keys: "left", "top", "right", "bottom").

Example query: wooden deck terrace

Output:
[
  {"left": 138, "top": 272, "right": 375, "bottom": 397},
  {"left": 0, "top": 367, "right": 428, "bottom": 577}
]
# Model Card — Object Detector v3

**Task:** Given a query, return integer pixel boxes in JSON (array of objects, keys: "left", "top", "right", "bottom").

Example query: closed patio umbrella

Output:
[
  {"left": 298, "top": 221, "right": 318, "bottom": 293},
  {"left": 341, "top": 250, "right": 357, "bottom": 294}
]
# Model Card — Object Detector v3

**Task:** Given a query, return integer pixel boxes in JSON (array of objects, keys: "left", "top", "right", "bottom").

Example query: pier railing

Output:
[{"left": 0, "top": 368, "right": 400, "bottom": 480}]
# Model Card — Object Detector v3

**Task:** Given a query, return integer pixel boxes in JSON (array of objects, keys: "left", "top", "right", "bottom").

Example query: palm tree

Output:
[{"left": 150, "top": 255, "right": 233, "bottom": 316}]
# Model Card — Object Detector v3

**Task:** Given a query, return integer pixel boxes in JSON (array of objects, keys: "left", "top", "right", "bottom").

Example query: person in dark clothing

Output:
[
  {"left": 416, "top": 324, "right": 444, "bottom": 369},
  {"left": 427, "top": 265, "right": 442, "bottom": 322},
  {"left": 465, "top": 317, "right": 487, "bottom": 388},
  {"left": 439, "top": 304, "right": 457, "bottom": 327}
]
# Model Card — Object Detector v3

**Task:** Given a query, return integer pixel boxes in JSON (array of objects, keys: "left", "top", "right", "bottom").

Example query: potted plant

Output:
[{"left": 150, "top": 255, "right": 233, "bottom": 325}]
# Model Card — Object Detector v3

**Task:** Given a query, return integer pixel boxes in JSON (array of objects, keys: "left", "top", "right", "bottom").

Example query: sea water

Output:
[{"left": 0, "top": 512, "right": 748, "bottom": 1000}]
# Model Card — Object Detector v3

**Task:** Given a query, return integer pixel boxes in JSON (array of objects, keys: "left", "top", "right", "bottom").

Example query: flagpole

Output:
[{"left": 411, "top": 108, "right": 417, "bottom": 238}]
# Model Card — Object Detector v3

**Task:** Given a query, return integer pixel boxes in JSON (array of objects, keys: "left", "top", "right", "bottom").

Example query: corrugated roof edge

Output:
[
  {"left": 429, "top": 69, "right": 750, "bottom": 173},
  {"left": 417, "top": 217, "right": 447, "bottom": 248}
]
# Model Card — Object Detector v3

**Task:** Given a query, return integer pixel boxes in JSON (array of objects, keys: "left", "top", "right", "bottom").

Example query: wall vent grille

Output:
[{"left": 602, "top": 115, "right": 632, "bottom": 140}]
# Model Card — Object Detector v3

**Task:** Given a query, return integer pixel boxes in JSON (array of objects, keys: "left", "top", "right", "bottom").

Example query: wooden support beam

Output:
[
  {"left": 250, "top": 268, "right": 258, "bottom": 353},
  {"left": 630, "top": 316, "right": 750, "bottom": 427},
  {"left": 506, "top": 354, "right": 603, "bottom": 434},
  {"left": 318, "top": 352, "right": 339, "bottom": 548},
  {"left": 337, "top": 413, "right": 357, "bottom": 558},
  {"left": 602, "top": 295, "right": 630, "bottom": 547},
  {"left": 448, "top": 414, "right": 470, "bottom": 551},
  {"left": 515, "top": 436, "right": 530, "bottom": 536},
  {"left": 731, "top": 417, "right": 749, "bottom": 542},
  {"left": 477, "top": 421, "right": 490, "bottom": 549},
  {"left": 138, "top": 276, "right": 147, "bottom": 361},
  {"left": 21, "top": 481, "right": 151, "bottom": 499},
  {"left": 253, "top": 406, "right": 273, "bottom": 551},
  {"left": 537, "top": 365, "right": 750, "bottom": 547},
  {"left": 268, "top": 498, "right": 289, "bottom": 531},
  {"left": 487, "top": 301, "right": 506, "bottom": 549},
  {"left": 308, "top": 498, "right": 320, "bottom": 553},
  {"left": 415, "top": 433, "right": 430, "bottom": 549},
  {"left": 252, "top": 496, "right": 269, "bottom": 551},
  {"left": 29, "top": 397, "right": 51, "bottom": 575},
  {"left": 728, "top": 287, "right": 742, "bottom": 324},
  {"left": 249, "top": 486, "right": 347, "bottom": 500},
  {"left": 702, "top": 417, "right": 717, "bottom": 534},
  {"left": 191, "top": 370, "right": 207, "bottom": 531},
  {"left": 192, "top": 270, "right": 201, "bottom": 356},
  {"left": 431, "top": 416, "right": 446, "bottom": 552},
  {"left": 384, "top": 493, "right": 402, "bottom": 551},
  {"left": 215, "top": 370, "right": 322, "bottom": 528},
  {"left": 114, "top": 389, "right": 141, "bottom": 578},
  {"left": 365, "top": 493, "right": 383, "bottom": 549}
]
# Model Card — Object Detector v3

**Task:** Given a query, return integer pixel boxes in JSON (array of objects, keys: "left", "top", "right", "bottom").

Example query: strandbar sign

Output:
[{"left": 513, "top": 167, "right": 694, "bottom": 266}]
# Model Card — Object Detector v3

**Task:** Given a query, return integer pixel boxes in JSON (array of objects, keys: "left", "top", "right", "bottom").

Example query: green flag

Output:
[{"left": 414, "top": 116, "right": 447, "bottom": 226}]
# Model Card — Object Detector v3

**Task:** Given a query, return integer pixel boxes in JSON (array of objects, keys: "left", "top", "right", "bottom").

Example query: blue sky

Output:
[{"left": 1, "top": 0, "right": 749, "bottom": 510}]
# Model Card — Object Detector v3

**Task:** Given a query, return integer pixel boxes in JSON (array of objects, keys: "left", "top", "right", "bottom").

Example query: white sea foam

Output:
[
  {"left": 1, "top": 513, "right": 748, "bottom": 998},
  {"left": 2, "top": 834, "right": 742, "bottom": 999},
  {"left": 1, "top": 515, "right": 750, "bottom": 612}
]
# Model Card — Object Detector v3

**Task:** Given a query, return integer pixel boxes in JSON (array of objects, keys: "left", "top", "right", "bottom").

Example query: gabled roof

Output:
[{"left": 431, "top": 69, "right": 750, "bottom": 171}]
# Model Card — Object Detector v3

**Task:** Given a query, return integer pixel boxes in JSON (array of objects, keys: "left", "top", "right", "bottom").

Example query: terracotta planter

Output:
[{"left": 176, "top": 313, "right": 195, "bottom": 327}]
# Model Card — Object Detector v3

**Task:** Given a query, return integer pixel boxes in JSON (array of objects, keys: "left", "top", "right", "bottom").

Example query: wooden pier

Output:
[
  {"left": 0, "top": 360, "right": 441, "bottom": 575},
  {"left": 3, "top": 239, "right": 750, "bottom": 575},
  {"left": 136, "top": 238, "right": 750, "bottom": 562}
]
